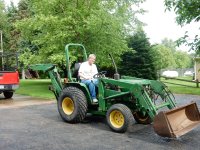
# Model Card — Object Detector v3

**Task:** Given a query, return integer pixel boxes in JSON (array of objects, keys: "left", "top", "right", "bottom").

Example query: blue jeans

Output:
[{"left": 81, "top": 79, "right": 98, "bottom": 99}]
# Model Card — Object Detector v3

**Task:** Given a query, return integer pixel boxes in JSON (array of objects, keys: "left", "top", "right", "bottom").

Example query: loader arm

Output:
[
  {"left": 100, "top": 77, "right": 200, "bottom": 138},
  {"left": 100, "top": 78, "right": 176, "bottom": 120}
]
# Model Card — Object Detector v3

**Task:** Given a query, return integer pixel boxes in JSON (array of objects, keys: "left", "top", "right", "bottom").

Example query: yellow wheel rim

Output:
[
  {"left": 62, "top": 97, "right": 74, "bottom": 115},
  {"left": 110, "top": 110, "right": 124, "bottom": 128}
]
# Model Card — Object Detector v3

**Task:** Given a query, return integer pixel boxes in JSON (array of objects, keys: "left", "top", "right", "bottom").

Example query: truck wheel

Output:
[
  {"left": 106, "top": 104, "right": 133, "bottom": 133},
  {"left": 133, "top": 111, "right": 152, "bottom": 124},
  {"left": 3, "top": 91, "right": 13, "bottom": 99},
  {"left": 58, "top": 86, "right": 87, "bottom": 123}
]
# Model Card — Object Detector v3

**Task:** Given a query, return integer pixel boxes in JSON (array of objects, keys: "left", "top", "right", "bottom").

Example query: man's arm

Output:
[
  {"left": 94, "top": 64, "right": 98, "bottom": 75},
  {"left": 79, "top": 72, "right": 91, "bottom": 80}
]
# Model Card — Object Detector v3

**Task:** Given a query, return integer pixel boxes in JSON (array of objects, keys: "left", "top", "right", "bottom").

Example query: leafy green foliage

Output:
[
  {"left": 174, "top": 51, "right": 192, "bottom": 68},
  {"left": 177, "top": 32, "right": 200, "bottom": 53},
  {"left": 150, "top": 42, "right": 192, "bottom": 70},
  {"left": 165, "top": 0, "right": 200, "bottom": 53},
  {"left": 0, "top": 0, "right": 10, "bottom": 51},
  {"left": 161, "top": 38, "right": 177, "bottom": 53},
  {"left": 120, "top": 28, "right": 157, "bottom": 80},
  {"left": 150, "top": 44, "right": 176, "bottom": 70},
  {"left": 15, "top": 0, "right": 144, "bottom": 68},
  {"left": 165, "top": 0, "right": 200, "bottom": 25},
  {"left": 0, "top": 0, "right": 31, "bottom": 52}
]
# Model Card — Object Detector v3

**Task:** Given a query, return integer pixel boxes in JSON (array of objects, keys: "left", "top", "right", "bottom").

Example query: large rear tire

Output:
[
  {"left": 3, "top": 91, "right": 13, "bottom": 99},
  {"left": 133, "top": 111, "right": 152, "bottom": 124},
  {"left": 58, "top": 86, "right": 87, "bottom": 123},
  {"left": 106, "top": 104, "right": 133, "bottom": 133}
]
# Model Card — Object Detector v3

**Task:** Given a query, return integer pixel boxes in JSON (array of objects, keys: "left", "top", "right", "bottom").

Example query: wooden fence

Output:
[{"left": 161, "top": 76, "right": 200, "bottom": 88}]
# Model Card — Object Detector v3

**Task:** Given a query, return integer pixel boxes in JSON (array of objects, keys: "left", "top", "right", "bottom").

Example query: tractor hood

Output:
[{"left": 119, "top": 79, "right": 151, "bottom": 85}]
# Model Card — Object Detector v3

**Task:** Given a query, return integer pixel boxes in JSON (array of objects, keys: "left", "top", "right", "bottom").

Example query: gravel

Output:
[{"left": 0, "top": 94, "right": 199, "bottom": 150}]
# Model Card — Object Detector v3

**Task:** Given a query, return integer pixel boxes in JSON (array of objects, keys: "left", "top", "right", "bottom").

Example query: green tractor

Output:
[{"left": 30, "top": 43, "right": 200, "bottom": 138}]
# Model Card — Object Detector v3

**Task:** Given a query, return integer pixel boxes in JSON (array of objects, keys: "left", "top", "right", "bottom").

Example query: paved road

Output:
[{"left": 0, "top": 94, "right": 200, "bottom": 150}]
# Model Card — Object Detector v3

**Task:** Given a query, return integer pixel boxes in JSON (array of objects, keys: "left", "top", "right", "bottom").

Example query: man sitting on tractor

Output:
[{"left": 78, "top": 54, "right": 98, "bottom": 103}]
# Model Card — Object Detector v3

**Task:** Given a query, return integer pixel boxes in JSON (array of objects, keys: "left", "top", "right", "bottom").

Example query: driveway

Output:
[{"left": 0, "top": 94, "right": 200, "bottom": 150}]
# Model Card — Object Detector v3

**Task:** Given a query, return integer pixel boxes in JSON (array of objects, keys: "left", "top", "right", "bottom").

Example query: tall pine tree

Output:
[{"left": 120, "top": 28, "right": 157, "bottom": 80}]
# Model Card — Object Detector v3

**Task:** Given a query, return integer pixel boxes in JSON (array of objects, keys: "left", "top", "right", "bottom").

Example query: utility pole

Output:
[
  {"left": 0, "top": 30, "right": 3, "bottom": 51},
  {"left": 0, "top": 30, "right": 4, "bottom": 70}
]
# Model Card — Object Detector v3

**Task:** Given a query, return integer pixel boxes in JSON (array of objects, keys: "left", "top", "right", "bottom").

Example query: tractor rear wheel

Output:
[
  {"left": 133, "top": 111, "right": 152, "bottom": 124},
  {"left": 106, "top": 104, "right": 133, "bottom": 133},
  {"left": 58, "top": 86, "right": 87, "bottom": 123},
  {"left": 3, "top": 91, "right": 13, "bottom": 99}
]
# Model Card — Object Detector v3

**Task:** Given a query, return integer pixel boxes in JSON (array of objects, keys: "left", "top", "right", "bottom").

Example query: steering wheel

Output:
[{"left": 93, "top": 71, "right": 107, "bottom": 79}]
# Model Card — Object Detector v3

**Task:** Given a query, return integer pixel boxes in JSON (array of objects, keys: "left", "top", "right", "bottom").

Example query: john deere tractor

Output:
[{"left": 30, "top": 43, "right": 200, "bottom": 138}]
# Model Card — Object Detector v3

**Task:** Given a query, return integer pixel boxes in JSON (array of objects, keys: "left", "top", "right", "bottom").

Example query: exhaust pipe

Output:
[
  {"left": 108, "top": 53, "right": 120, "bottom": 80},
  {"left": 153, "top": 102, "right": 200, "bottom": 138}
]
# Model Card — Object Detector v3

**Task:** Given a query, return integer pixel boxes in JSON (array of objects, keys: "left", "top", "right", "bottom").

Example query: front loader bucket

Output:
[{"left": 153, "top": 102, "right": 200, "bottom": 138}]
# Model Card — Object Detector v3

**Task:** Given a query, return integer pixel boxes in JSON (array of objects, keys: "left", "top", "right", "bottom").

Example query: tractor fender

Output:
[{"left": 64, "top": 82, "right": 92, "bottom": 103}]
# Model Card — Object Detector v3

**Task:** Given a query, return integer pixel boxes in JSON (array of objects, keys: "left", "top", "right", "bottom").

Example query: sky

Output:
[
  {"left": 4, "top": 0, "right": 18, "bottom": 6},
  {"left": 5, "top": 0, "right": 199, "bottom": 52},
  {"left": 138, "top": 0, "right": 199, "bottom": 52}
]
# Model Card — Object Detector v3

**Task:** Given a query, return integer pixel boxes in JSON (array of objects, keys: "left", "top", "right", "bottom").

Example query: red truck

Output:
[{"left": 0, "top": 53, "right": 19, "bottom": 99}]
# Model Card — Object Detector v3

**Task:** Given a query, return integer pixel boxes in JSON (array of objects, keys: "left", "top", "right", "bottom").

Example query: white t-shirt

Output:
[{"left": 78, "top": 61, "right": 98, "bottom": 80}]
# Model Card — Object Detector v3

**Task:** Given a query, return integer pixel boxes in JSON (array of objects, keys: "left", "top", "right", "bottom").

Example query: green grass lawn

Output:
[
  {"left": 161, "top": 77, "right": 200, "bottom": 95},
  {"left": 175, "top": 76, "right": 193, "bottom": 80},
  {"left": 16, "top": 77, "right": 200, "bottom": 99},
  {"left": 16, "top": 79, "right": 55, "bottom": 99}
]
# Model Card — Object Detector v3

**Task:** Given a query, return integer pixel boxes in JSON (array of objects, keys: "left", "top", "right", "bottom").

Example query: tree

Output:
[
  {"left": 150, "top": 44, "right": 176, "bottom": 70},
  {"left": 15, "top": 0, "right": 144, "bottom": 68},
  {"left": 120, "top": 27, "right": 157, "bottom": 80},
  {"left": 0, "top": 0, "right": 31, "bottom": 52},
  {"left": 165, "top": 0, "right": 200, "bottom": 53},
  {"left": 0, "top": 0, "right": 6, "bottom": 32},
  {"left": 0, "top": 0, "right": 10, "bottom": 51},
  {"left": 174, "top": 51, "right": 192, "bottom": 69},
  {"left": 5, "top": 2, "right": 19, "bottom": 52},
  {"left": 161, "top": 38, "right": 177, "bottom": 53}
]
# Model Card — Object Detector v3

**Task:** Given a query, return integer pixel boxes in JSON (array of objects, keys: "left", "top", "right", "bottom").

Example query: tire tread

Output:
[{"left": 58, "top": 86, "right": 87, "bottom": 123}]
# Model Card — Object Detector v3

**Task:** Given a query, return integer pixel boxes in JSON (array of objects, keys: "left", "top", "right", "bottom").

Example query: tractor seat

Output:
[{"left": 72, "top": 62, "right": 82, "bottom": 81}]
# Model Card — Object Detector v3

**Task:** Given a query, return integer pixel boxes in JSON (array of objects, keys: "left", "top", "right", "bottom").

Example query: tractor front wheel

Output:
[
  {"left": 3, "top": 91, "right": 13, "bottom": 99},
  {"left": 106, "top": 104, "right": 133, "bottom": 133},
  {"left": 58, "top": 86, "right": 87, "bottom": 123},
  {"left": 133, "top": 111, "right": 152, "bottom": 124}
]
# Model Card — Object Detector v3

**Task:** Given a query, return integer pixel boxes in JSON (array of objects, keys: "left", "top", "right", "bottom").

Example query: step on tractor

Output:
[
  {"left": 0, "top": 52, "right": 19, "bottom": 99},
  {"left": 30, "top": 43, "right": 200, "bottom": 138}
]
